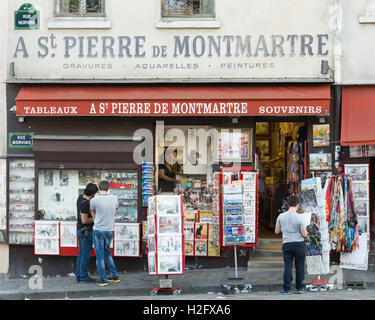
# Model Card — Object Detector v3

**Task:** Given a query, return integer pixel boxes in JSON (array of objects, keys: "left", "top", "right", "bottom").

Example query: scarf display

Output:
[{"left": 326, "top": 175, "right": 359, "bottom": 253}]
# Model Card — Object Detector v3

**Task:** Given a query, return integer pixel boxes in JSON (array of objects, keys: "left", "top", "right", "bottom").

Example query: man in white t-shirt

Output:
[
  {"left": 90, "top": 180, "right": 120, "bottom": 287},
  {"left": 275, "top": 195, "right": 307, "bottom": 295}
]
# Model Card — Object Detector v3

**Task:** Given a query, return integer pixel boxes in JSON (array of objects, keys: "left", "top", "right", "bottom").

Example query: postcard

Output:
[
  {"left": 195, "top": 223, "right": 208, "bottom": 240},
  {"left": 157, "top": 195, "right": 181, "bottom": 216},
  {"left": 157, "top": 235, "right": 182, "bottom": 254},
  {"left": 184, "top": 240, "right": 194, "bottom": 256},
  {"left": 148, "top": 253, "right": 156, "bottom": 274},
  {"left": 60, "top": 222, "right": 77, "bottom": 247},
  {"left": 114, "top": 240, "right": 139, "bottom": 257},
  {"left": 158, "top": 216, "right": 182, "bottom": 234}
]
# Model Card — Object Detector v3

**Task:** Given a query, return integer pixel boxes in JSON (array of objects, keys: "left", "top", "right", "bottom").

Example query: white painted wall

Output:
[
  {"left": 341, "top": 0, "right": 375, "bottom": 84},
  {"left": 8, "top": 0, "right": 334, "bottom": 81}
]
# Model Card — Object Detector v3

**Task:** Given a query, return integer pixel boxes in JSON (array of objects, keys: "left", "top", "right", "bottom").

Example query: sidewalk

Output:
[{"left": 0, "top": 266, "right": 373, "bottom": 300}]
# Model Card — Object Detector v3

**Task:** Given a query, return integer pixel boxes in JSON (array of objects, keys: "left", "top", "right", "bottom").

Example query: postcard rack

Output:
[{"left": 147, "top": 195, "right": 184, "bottom": 295}]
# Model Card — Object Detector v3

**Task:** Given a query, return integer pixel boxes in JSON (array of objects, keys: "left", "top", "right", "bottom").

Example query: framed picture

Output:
[
  {"left": 156, "top": 195, "right": 182, "bottom": 216},
  {"left": 309, "top": 153, "right": 332, "bottom": 171},
  {"left": 256, "top": 140, "right": 269, "bottom": 156},
  {"left": 114, "top": 223, "right": 140, "bottom": 241},
  {"left": 215, "top": 128, "right": 252, "bottom": 162},
  {"left": 34, "top": 238, "right": 59, "bottom": 255},
  {"left": 256, "top": 122, "right": 269, "bottom": 135},
  {"left": 157, "top": 235, "right": 182, "bottom": 254},
  {"left": 352, "top": 182, "right": 369, "bottom": 200},
  {"left": 355, "top": 200, "right": 370, "bottom": 217},
  {"left": 157, "top": 216, "right": 182, "bottom": 234},
  {"left": 357, "top": 218, "right": 369, "bottom": 234},
  {"left": 350, "top": 145, "right": 375, "bottom": 158},
  {"left": 184, "top": 240, "right": 194, "bottom": 256},
  {"left": 312, "top": 124, "right": 330, "bottom": 147},
  {"left": 34, "top": 221, "right": 59, "bottom": 240},
  {"left": 114, "top": 240, "right": 140, "bottom": 257},
  {"left": 157, "top": 255, "right": 183, "bottom": 274},
  {"left": 344, "top": 164, "right": 369, "bottom": 182},
  {"left": 60, "top": 222, "right": 77, "bottom": 247}
]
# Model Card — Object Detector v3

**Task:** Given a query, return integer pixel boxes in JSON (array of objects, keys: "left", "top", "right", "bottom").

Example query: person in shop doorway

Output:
[
  {"left": 76, "top": 183, "right": 98, "bottom": 283},
  {"left": 90, "top": 180, "right": 120, "bottom": 287},
  {"left": 158, "top": 148, "right": 179, "bottom": 193},
  {"left": 275, "top": 195, "right": 308, "bottom": 295}
]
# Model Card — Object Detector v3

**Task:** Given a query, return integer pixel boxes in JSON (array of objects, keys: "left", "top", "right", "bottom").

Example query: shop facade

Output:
[{"left": 5, "top": 0, "right": 335, "bottom": 277}]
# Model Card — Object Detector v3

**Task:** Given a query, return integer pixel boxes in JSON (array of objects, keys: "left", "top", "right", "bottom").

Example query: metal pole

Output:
[{"left": 234, "top": 245, "right": 238, "bottom": 278}]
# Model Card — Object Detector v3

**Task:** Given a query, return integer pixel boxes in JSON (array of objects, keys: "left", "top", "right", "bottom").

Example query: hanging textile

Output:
[{"left": 326, "top": 175, "right": 359, "bottom": 253}]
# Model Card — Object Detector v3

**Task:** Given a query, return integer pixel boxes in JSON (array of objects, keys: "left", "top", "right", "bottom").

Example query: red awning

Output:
[
  {"left": 15, "top": 84, "right": 331, "bottom": 117},
  {"left": 341, "top": 86, "right": 375, "bottom": 146}
]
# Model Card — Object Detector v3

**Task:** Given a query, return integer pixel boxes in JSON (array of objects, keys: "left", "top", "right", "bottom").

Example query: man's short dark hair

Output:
[
  {"left": 98, "top": 180, "right": 110, "bottom": 191},
  {"left": 288, "top": 195, "right": 300, "bottom": 207},
  {"left": 84, "top": 183, "right": 98, "bottom": 197}
]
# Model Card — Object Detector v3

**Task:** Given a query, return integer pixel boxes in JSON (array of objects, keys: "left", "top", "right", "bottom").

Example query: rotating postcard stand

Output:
[
  {"left": 219, "top": 167, "right": 258, "bottom": 294},
  {"left": 147, "top": 195, "right": 184, "bottom": 296}
]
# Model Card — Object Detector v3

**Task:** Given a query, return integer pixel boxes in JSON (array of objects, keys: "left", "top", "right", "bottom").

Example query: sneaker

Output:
[
  {"left": 107, "top": 276, "right": 120, "bottom": 283},
  {"left": 296, "top": 290, "right": 304, "bottom": 294},
  {"left": 280, "top": 290, "right": 291, "bottom": 295},
  {"left": 97, "top": 280, "right": 108, "bottom": 287},
  {"left": 80, "top": 277, "right": 97, "bottom": 283}
]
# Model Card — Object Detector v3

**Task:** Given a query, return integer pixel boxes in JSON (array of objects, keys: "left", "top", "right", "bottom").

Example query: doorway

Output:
[{"left": 255, "top": 121, "right": 307, "bottom": 239}]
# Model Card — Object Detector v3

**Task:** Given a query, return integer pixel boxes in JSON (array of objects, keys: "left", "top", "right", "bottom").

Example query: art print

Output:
[
  {"left": 352, "top": 182, "right": 369, "bottom": 200},
  {"left": 345, "top": 165, "right": 369, "bottom": 182},
  {"left": 34, "top": 238, "right": 59, "bottom": 255},
  {"left": 244, "top": 224, "right": 256, "bottom": 235},
  {"left": 309, "top": 153, "right": 332, "bottom": 171},
  {"left": 148, "top": 235, "right": 156, "bottom": 252},
  {"left": 148, "top": 253, "right": 156, "bottom": 274},
  {"left": 216, "top": 129, "right": 251, "bottom": 162},
  {"left": 355, "top": 200, "right": 369, "bottom": 217},
  {"left": 142, "top": 221, "right": 148, "bottom": 239},
  {"left": 243, "top": 199, "right": 255, "bottom": 208},
  {"left": 357, "top": 218, "right": 369, "bottom": 234},
  {"left": 243, "top": 191, "right": 255, "bottom": 200},
  {"left": 208, "top": 241, "right": 220, "bottom": 257},
  {"left": 114, "top": 240, "right": 139, "bottom": 257},
  {"left": 223, "top": 194, "right": 243, "bottom": 204},
  {"left": 244, "top": 214, "right": 256, "bottom": 225},
  {"left": 114, "top": 223, "right": 140, "bottom": 241},
  {"left": 43, "top": 170, "right": 53, "bottom": 186},
  {"left": 243, "top": 182, "right": 256, "bottom": 192},
  {"left": 243, "top": 206, "right": 256, "bottom": 216},
  {"left": 245, "top": 234, "right": 255, "bottom": 243},
  {"left": 183, "top": 223, "right": 194, "bottom": 240},
  {"left": 199, "top": 211, "right": 214, "bottom": 223},
  {"left": 312, "top": 124, "right": 330, "bottom": 147},
  {"left": 225, "top": 225, "right": 244, "bottom": 236},
  {"left": 350, "top": 145, "right": 375, "bottom": 158},
  {"left": 184, "top": 209, "right": 197, "bottom": 222},
  {"left": 156, "top": 195, "right": 181, "bottom": 216},
  {"left": 256, "top": 122, "right": 269, "bottom": 135},
  {"left": 224, "top": 215, "right": 244, "bottom": 225},
  {"left": 158, "top": 216, "right": 181, "bottom": 234},
  {"left": 306, "top": 255, "right": 324, "bottom": 275},
  {"left": 195, "top": 239, "right": 208, "bottom": 256},
  {"left": 184, "top": 240, "right": 194, "bottom": 256},
  {"left": 60, "top": 222, "right": 77, "bottom": 247},
  {"left": 147, "top": 215, "right": 155, "bottom": 235},
  {"left": 195, "top": 223, "right": 208, "bottom": 239},
  {"left": 59, "top": 170, "right": 70, "bottom": 186},
  {"left": 256, "top": 140, "right": 269, "bottom": 155},
  {"left": 157, "top": 236, "right": 182, "bottom": 254},
  {"left": 224, "top": 235, "right": 245, "bottom": 245},
  {"left": 157, "top": 255, "right": 183, "bottom": 274},
  {"left": 35, "top": 221, "right": 59, "bottom": 239},
  {"left": 209, "top": 223, "right": 219, "bottom": 240},
  {"left": 340, "top": 233, "right": 369, "bottom": 270}
]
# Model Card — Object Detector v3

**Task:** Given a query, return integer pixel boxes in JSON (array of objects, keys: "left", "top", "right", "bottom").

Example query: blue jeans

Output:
[
  {"left": 282, "top": 241, "right": 306, "bottom": 291},
  {"left": 93, "top": 230, "right": 118, "bottom": 282},
  {"left": 76, "top": 229, "right": 93, "bottom": 281}
]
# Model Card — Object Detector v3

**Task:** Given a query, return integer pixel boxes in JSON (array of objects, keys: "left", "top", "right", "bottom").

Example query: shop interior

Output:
[{"left": 255, "top": 121, "right": 307, "bottom": 239}]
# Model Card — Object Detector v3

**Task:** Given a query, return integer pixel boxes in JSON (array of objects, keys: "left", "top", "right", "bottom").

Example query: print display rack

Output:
[
  {"left": 147, "top": 195, "right": 184, "bottom": 295},
  {"left": 34, "top": 221, "right": 141, "bottom": 257}
]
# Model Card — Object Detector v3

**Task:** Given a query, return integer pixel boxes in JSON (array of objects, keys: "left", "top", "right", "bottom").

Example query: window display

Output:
[
  {"left": 38, "top": 169, "right": 139, "bottom": 223},
  {"left": 9, "top": 159, "right": 35, "bottom": 244}
]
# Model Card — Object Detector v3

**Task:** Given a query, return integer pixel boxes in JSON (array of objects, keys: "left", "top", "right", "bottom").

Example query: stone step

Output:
[{"left": 248, "top": 257, "right": 284, "bottom": 270}]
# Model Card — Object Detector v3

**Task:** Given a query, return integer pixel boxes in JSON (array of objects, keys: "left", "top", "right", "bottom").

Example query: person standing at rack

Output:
[
  {"left": 275, "top": 195, "right": 307, "bottom": 295},
  {"left": 76, "top": 183, "right": 98, "bottom": 283},
  {"left": 90, "top": 180, "right": 120, "bottom": 287}
]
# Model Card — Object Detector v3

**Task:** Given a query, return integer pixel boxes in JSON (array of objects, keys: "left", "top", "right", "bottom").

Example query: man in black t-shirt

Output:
[{"left": 76, "top": 183, "right": 98, "bottom": 283}]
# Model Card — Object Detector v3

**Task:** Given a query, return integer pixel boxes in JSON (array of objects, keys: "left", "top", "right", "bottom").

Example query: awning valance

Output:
[
  {"left": 341, "top": 86, "right": 375, "bottom": 146},
  {"left": 15, "top": 84, "right": 331, "bottom": 117}
]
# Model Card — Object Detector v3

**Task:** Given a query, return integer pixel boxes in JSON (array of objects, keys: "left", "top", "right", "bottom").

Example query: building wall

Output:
[
  {"left": 341, "top": 0, "right": 375, "bottom": 84},
  {"left": 8, "top": 0, "right": 334, "bottom": 82},
  {"left": 0, "top": 0, "right": 9, "bottom": 275}
]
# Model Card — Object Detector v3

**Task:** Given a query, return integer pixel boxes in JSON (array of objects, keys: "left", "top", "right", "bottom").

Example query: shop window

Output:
[
  {"left": 161, "top": 0, "right": 215, "bottom": 18},
  {"left": 37, "top": 169, "right": 139, "bottom": 223},
  {"left": 54, "top": 0, "right": 105, "bottom": 16}
]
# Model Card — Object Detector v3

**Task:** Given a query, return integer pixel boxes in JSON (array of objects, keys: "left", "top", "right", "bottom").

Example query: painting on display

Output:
[
  {"left": 345, "top": 165, "right": 369, "bottom": 182},
  {"left": 216, "top": 129, "right": 251, "bottom": 162},
  {"left": 312, "top": 124, "right": 330, "bottom": 147},
  {"left": 309, "top": 153, "right": 332, "bottom": 171}
]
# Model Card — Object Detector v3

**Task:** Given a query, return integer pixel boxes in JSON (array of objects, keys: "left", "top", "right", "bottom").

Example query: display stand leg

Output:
[
  {"left": 150, "top": 275, "right": 182, "bottom": 296},
  {"left": 306, "top": 275, "right": 333, "bottom": 292},
  {"left": 220, "top": 245, "right": 252, "bottom": 295}
]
